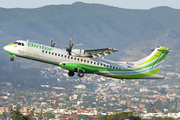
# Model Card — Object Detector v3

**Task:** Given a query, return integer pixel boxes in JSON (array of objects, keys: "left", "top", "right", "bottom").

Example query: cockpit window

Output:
[
  {"left": 13, "top": 42, "right": 19, "bottom": 44},
  {"left": 13, "top": 42, "right": 25, "bottom": 46}
]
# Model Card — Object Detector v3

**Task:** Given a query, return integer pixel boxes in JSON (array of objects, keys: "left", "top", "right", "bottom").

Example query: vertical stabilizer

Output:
[{"left": 133, "top": 46, "right": 171, "bottom": 74}]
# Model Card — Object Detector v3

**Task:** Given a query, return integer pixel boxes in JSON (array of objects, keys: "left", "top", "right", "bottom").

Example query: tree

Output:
[
  {"left": 2, "top": 111, "right": 7, "bottom": 120},
  {"left": 16, "top": 104, "right": 21, "bottom": 109},
  {"left": 152, "top": 117, "right": 162, "bottom": 120},
  {"left": 42, "top": 112, "right": 55, "bottom": 119},
  {"left": 96, "top": 112, "right": 141, "bottom": 120},
  {"left": 158, "top": 88, "right": 167, "bottom": 94},
  {"left": 121, "top": 105, "right": 128, "bottom": 110},
  {"left": 9, "top": 108, "right": 33, "bottom": 120},
  {"left": 162, "top": 117, "right": 174, "bottom": 120},
  {"left": 145, "top": 103, "right": 154, "bottom": 113},
  {"left": 78, "top": 115, "right": 91, "bottom": 120},
  {"left": 154, "top": 99, "right": 163, "bottom": 111}
]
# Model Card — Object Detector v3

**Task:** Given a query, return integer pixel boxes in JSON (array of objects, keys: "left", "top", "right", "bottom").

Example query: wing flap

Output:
[{"left": 84, "top": 48, "right": 118, "bottom": 58}]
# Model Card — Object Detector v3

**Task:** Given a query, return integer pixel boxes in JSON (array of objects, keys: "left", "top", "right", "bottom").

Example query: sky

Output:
[{"left": 0, "top": 0, "right": 180, "bottom": 9}]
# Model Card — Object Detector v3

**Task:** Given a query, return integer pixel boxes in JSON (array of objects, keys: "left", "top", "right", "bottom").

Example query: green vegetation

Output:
[
  {"left": 9, "top": 108, "right": 33, "bottom": 120},
  {"left": 0, "top": 57, "right": 45, "bottom": 90},
  {"left": 96, "top": 112, "right": 141, "bottom": 120},
  {"left": 1, "top": 2, "right": 180, "bottom": 62}
]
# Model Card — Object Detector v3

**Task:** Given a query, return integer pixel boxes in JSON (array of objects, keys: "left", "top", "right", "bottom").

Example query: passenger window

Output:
[
  {"left": 71, "top": 57, "right": 73, "bottom": 59},
  {"left": 101, "top": 63, "right": 103, "bottom": 66},
  {"left": 107, "top": 65, "right": 109, "bottom": 67},
  {"left": 74, "top": 58, "right": 76, "bottom": 60},
  {"left": 104, "top": 64, "right": 106, "bottom": 67},
  {"left": 84, "top": 60, "right": 86, "bottom": 62},
  {"left": 64, "top": 55, "right": 66, "bottom": 58},
  {"left": 61, "top": 55, "right": 63, "bottom": 57},
  {"left": 42, "top": 50, "right": 44, "bottom": 53},
  {"left": 94, "top": 62, "right": 96, "bottom": 65},
  {"left": 58, "top": 54, "right": 60, "bottom": 56},
  {"left": 110, "top": 66, "right": 112, "bottom": 68},
  {"left": 46, "top": 51, "right": 47, "bottom": 53},
  {"left": 81, "top": 59, "right": 83, "bottom": 62},
  {"left": 52, "top": 52, "right": 54, "bottom": 55},
  {"left": 77, "top": 58, "right": 79, "bottom": 61},
  {"left": 68, "top": 56, "right": 70, "bottom": 59},
  {"left": 55, "top": 53, "right": 57, "bottom": 56},
  {"left": 113, "top": 66, "right": 115, "bottom": 69},
  {"left": 116, "top": 67, "right": 118, "bottom": 69},
  {"left": 22, "top": 43, "right": 24, "bottom": 46},
  {"left": 18, "top": 43, "right": 21, "bottom": 45},
  {"left": 119, "top": 68, "right": 121, "bottom": 70},
  {"left": 87, "top": 61, "right": 89, "bottom": 63},
  {"left": 49, "top": 52, "right": 51, "bottom": 54},
  {"left": 91, "top": 61, "right": 92, "bottom": 64}
]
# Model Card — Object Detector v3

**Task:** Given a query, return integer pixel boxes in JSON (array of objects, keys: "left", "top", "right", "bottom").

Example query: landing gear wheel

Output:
[
  {"left": 77, "top": 70, "right": 84, "bottom": 77},
  {"left": 68, "top": 71, "right": 74, "bottom": 77},
  {"left": 10, "top": 58, "right": 14, "bottom": 61}
]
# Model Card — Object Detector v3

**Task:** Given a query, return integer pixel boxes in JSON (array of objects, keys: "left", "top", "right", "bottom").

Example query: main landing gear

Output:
[
  {"left": 68, "top": 69, "right": 84, "bottom": 77},
  {"left": 77, "top": 69, "right": 84, "bottom": 77},
  {"left": 68, "top": 71, "right": 74, "bottom": 77}
]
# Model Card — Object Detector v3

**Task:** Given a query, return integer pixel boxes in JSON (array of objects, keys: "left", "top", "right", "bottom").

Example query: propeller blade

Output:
[
  {"left": 66, "top": 38, "right": 74, "bottom": 55},
  {"left": 52, "top": 42, "right": 56, "bottom": 47},
  {"left": 51, "top": 38, "right": 53, "bottom": 47},
  {"left": 51, "top": 38, "right": 56, "bottom": 47}
]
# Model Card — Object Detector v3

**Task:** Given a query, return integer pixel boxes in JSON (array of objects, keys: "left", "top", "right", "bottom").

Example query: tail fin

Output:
[{"left": 133, "top": 46, "right": 172, "bottom": 74}]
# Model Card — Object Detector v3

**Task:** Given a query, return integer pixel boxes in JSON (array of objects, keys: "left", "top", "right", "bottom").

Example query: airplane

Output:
[{"left": 3, "top": 38, "right": 173, "bottom": 79}]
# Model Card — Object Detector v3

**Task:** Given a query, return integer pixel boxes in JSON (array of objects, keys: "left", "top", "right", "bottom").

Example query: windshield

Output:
[
  {"left": 13, "top": 42, "right": 24, "bottom": 46},
  {"left": 13, "top": 42, "right": 19, "bottom": 44}
]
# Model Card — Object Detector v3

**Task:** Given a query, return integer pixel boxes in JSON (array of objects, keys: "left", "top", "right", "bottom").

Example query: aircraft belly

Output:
[
  {"left": 96, "top": 70, "right": 164, "bottom": 79},
  {"left": 60, "top": 63, "right": 100, "bottom": 73}
]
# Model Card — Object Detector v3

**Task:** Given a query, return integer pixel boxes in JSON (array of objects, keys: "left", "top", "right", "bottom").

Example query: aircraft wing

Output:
[{"left": 84, "top": 48, "right": 118, "bottom": 58}]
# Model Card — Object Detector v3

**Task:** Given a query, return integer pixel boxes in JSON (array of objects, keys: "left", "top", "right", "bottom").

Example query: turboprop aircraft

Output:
[{"left": 3, "top": 38, "right": 173, "bottom": 79}]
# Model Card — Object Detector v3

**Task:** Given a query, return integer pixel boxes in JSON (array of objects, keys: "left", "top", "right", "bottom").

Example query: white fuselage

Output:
[{"left": 5, "top": 40, "right": 123, "bottom": 71}]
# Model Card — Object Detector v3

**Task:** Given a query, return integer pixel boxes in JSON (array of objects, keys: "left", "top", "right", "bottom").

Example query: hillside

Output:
[{"left": 0, "top": 2, "right": 180, "bottom": 67}]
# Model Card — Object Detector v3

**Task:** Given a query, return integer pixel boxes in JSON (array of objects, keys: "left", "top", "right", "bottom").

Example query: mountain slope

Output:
[{"left": 1, "top": 2, "right": 180, "bottom": 63}]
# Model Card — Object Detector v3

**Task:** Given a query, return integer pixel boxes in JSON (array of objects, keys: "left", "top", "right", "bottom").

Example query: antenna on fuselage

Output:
[{"left": 51, "top": 38, "right": 56, "bottom": 47}]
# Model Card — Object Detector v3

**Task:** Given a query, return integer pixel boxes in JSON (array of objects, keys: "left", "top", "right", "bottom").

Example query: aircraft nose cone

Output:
[
  {"left": 3, "top": 45, "right": 11, "bottom": 52},
  {"left": 3, "top": 45, "right": 8, "bottom": 51}
]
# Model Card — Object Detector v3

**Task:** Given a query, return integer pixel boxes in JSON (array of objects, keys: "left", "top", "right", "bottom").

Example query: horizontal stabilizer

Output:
[{"left": 158, "top": 49, "right": 175, "bottom": 53}]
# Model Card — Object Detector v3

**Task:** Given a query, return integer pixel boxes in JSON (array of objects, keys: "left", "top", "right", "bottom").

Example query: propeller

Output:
[
  {"left": 66, "top": 38, "right": 75, "bottom": 55},
  {"left": 51, "top": 38, "right": 56, "bottom": 47}
]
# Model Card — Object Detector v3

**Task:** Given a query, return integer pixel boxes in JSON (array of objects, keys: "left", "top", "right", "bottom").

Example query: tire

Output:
[
  {"left": 77, "top": 70, "right": 84, "bottom": 77},
  {"left": 10, "top": 58, "right": 14, "bottom": 61},
  {"left": 68, "top": 71, "right": 74, "bottom": 77}
]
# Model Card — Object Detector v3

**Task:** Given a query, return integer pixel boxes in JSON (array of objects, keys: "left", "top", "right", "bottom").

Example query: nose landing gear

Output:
[{"left": 10, "top": 57, "right": 14, "bottom": 61}]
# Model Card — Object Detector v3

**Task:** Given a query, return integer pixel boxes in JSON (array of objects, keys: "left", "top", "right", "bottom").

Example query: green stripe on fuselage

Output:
[
  {"left": 105, "top": 69, "right": 160, "bottom": 79},
  {"left": 138, "top": 46, "right": 167, "bottom": 65},
  {"left": 4, "top": 44, "right": 20, "bottom": 47},
  {"left": 60, "top": 63, "right": 122, "bottom": 73}
]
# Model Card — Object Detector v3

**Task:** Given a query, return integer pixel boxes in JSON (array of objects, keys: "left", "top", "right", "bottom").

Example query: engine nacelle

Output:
[{"left": 71, "top": 49, "right": 91, "bottom": 57}]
